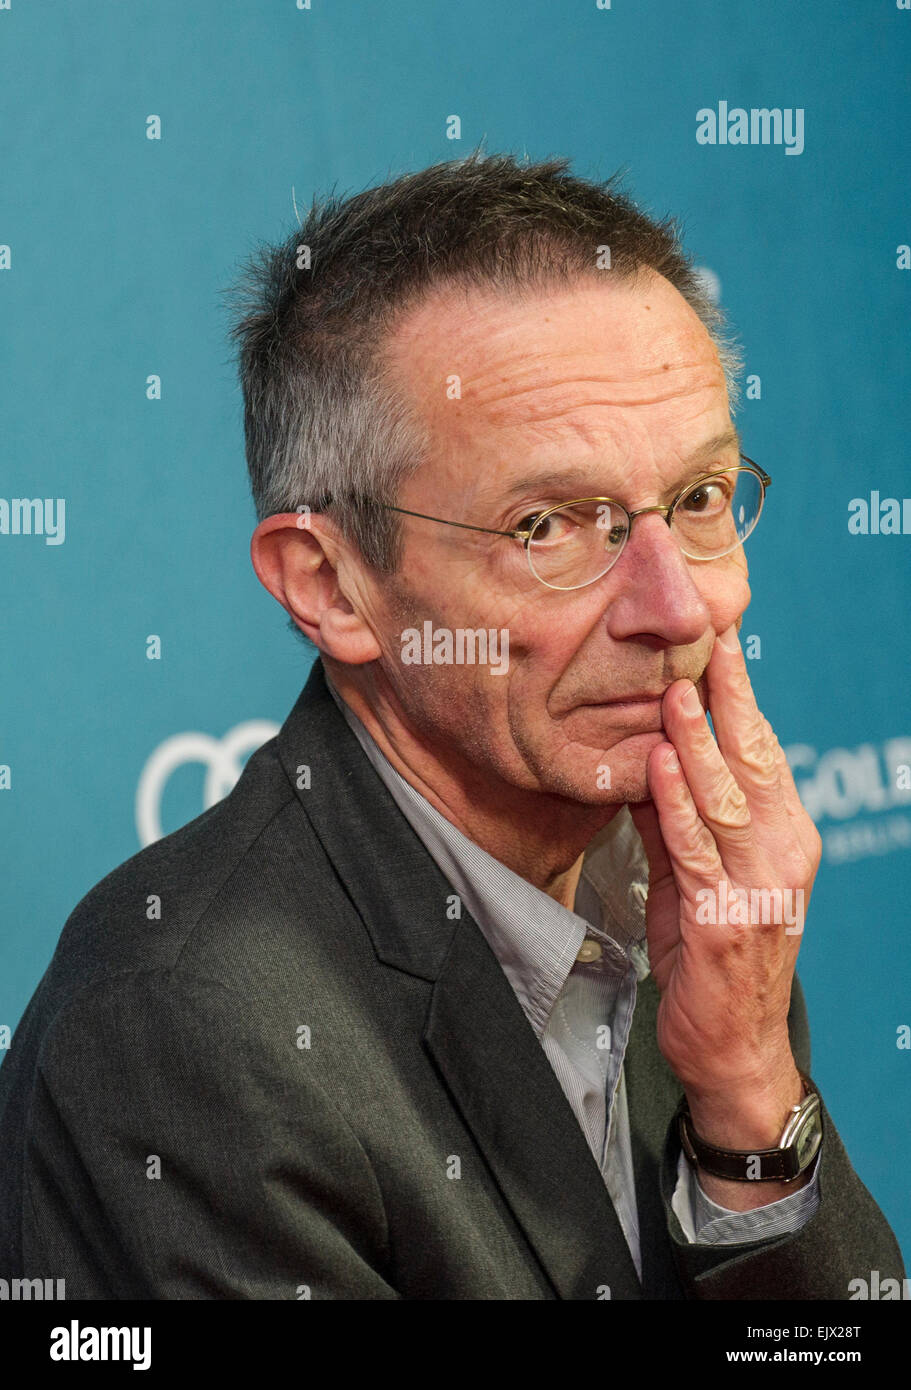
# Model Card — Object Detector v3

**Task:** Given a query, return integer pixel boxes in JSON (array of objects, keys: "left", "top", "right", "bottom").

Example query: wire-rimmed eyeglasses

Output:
[{"left": 362, "top": 456, "right": 771, "bottom": 591}]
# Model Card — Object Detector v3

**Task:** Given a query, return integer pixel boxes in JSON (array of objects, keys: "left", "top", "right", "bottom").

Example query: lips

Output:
[
  {"left": 580, "top": 691, "right": 668, "bottom": 706},
  {"left": 602, "top": 693, "right": 666, "bottom": 705},
  {"left": 571, "top": 697, "right": 667, "bottom": 729}
]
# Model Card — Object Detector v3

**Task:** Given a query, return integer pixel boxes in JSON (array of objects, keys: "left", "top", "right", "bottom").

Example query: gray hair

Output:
[{"left": 226, "top": 151, "right": 744, "bottom": 585}]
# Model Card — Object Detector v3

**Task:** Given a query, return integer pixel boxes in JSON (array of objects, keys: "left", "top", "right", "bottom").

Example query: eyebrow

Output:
[{"left": 496, "top": 427, "right": 744, "bottom": 503}]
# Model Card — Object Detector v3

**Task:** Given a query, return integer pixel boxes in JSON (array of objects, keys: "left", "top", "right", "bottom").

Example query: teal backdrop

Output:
[{"left": 1, "top": 1, "right": 909, "bottom": 1268}]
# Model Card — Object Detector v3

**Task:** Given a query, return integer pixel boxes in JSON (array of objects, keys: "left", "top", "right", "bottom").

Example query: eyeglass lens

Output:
[{"left": 526, "top": 468, "right": 765, "bottom": 590}]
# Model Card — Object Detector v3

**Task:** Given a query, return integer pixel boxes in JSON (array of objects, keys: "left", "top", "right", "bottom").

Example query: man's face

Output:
[{"left": 363, "top": 271, "right": 751, "bottom": 805}]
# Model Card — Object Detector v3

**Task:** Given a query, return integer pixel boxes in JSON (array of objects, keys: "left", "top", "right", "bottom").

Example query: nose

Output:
[{"left": 602, "top": 510, "right": 711, "bottom": 646}]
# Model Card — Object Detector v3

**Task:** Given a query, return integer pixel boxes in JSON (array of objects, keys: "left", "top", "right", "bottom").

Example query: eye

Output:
[
  {"left": 679, "top": 477, "right": 732, "bottom": 515},
  {"left": 517, "top": 509, "right": 578, "bottom": 544}
]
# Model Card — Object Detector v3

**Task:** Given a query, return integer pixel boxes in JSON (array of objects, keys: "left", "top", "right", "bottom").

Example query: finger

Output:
[
  {"left": 760, "top": 714, "right": 812, "bottom": 821},
  {"left": 762, "top": 715, "right": 824, "bottom": 873},
  {"left": 643, "top": 741, "right": 726, "bottom": 895},
  {"left": 706, "top": 632, "right": 821, "bottom": 862},
  {"left": 703, "top": 625, "right": 786, "bottom": 818},
  {"left": 660, "top": 678, "right": 758, "bottom": 876}
]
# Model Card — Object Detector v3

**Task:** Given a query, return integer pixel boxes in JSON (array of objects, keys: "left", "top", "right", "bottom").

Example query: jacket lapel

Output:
[
  {"left": 424, "top": 920, "right": 644, "bottom": 1299},
  {"left": 624, "top": 972, "right": 686, "bottom": 1297},
  {"left": 278, "top": 658, "right": 644, "bottom": 1300}
]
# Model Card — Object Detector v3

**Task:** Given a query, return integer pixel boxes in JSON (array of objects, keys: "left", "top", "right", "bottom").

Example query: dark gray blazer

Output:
[{"left": 0, "top": 660, "right": 903, "bottom": 1298}]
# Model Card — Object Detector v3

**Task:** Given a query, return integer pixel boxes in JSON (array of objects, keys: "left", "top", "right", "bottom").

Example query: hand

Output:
[{"left": 628, "top": 625, "right": 823, "bottom": 1201}]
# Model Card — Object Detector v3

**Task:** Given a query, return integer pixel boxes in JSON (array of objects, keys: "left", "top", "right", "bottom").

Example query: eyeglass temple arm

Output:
[
  {"left": 741, "top": 456, "right": 771, "bottom": 487},
  {"left": 315, "top": 458, "right": 769, "bottom": 538},
  {"left": 381, "top": 503, "right": 527, "bottom": 539},
  {"left": 311, "top": 496, "right": 522, "bottom": 537}
]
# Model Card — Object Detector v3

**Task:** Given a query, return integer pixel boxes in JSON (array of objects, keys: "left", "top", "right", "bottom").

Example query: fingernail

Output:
[
  {"left": 664, "top": 750, "right": 679, "bottom": 771},
  {"left": 717, "top": 625, "right": 741, "bottom": 652},
  {"left": 681, "top": 684, "right": 703, "bottom": 716}
]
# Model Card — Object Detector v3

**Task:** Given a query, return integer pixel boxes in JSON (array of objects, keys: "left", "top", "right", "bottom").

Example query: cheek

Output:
[
  {"left": 697, "top": 560, "right": 751, "bottom": 626},
  {"left": 498, "top": 623, "right": 600, "bottom": 716}
]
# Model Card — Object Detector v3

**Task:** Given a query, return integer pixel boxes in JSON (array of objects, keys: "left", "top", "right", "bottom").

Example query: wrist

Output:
[
  {"left": 679, "top": 1065, "right": 820, "bottom": 1210},
  {"left": 683, "top": 1061, "right": 804, "bottom": 1150}
]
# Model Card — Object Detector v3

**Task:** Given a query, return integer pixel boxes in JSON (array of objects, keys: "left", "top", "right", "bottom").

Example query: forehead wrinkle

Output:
[
  {"left": 471, "top": 419, "right": 742, "bottom": 509},
  {"left": 472, "top": 375, "right": 723, "bottom": 431},
  {"left": 462, "top": 362, "right": 723, "bottom": 423},
  {"left": 464, "top": 352, "right": 710, "bottom": 404}
]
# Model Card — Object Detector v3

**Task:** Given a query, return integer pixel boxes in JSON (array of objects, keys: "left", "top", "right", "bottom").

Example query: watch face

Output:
[{"left": 795, "top": 1113, "right": 822, "bottom": 1167}]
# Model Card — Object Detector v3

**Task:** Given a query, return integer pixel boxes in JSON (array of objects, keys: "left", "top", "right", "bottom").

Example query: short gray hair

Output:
[{"left": 226, "top": 151, "right": 744, "bottom": 579}]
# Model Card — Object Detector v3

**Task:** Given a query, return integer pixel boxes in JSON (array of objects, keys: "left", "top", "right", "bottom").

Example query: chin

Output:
[
  {"left": 620, "top": 780, "right": 654, "bottom": 804},
  {"left": 544, "top": 759, "right": 654, "bottom": 807},
  {"left": 588, "top": 731, "right": 666, "bottom": 805},
  {"left": 526, "top": 729, "right": 666, "bottom": 804}
]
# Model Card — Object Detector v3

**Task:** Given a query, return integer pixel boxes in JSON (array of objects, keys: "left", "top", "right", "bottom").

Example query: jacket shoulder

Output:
[{"left": 14, "top": 733, "right": 322, "bottom": 1032}]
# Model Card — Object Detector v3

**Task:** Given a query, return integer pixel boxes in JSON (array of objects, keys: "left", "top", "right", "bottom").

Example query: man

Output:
[{"left": 0, "top": 154, "right": 903, "bottom": 1299}]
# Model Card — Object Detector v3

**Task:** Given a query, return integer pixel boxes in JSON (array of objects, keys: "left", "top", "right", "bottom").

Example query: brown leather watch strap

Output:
[{"left": 677, "top": 1073, "right": 822, "bottom": 1183}]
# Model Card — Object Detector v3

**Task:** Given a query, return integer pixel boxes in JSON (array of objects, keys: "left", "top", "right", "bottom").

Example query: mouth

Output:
[
  {"left": 571, "top": 695, "right": 668, "bottom": 730},
  {"left": 602, "top": 694, "right": 665, "bottom": 706},
  {"left": 579, "top": 690, "right": 668, "bottom": 709}
]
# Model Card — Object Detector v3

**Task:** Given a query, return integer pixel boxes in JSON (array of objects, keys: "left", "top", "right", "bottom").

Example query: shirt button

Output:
[{"left": 576, "top": 938, "right": 603, "bottom": 964}]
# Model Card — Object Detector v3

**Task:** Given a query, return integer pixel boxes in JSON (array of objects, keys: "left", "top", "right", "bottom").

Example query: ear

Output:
[{"left": 250, "top": 513, "right": 382, "bottom": 664}]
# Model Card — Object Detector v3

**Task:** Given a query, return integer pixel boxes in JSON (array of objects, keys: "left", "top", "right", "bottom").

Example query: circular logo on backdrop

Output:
[{"left": 136, "top": 721, "right": 280, "bottom": 847}]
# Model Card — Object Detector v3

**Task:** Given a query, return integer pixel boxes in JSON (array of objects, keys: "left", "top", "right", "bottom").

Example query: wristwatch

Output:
[{"left": 677, "top": 1072, "right": 823, "bottom": 1182}]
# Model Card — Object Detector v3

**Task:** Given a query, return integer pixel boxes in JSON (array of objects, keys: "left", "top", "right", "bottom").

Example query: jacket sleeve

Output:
[
  {"left": 21, "top": 968, "right": 399, "bottom": 1299},
  {"left": 659, "top": 973, "right": 906, "bottom": 1298}
]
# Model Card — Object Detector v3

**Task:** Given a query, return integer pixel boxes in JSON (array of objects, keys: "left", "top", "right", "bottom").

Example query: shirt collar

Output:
[{"left": 322, "top": 667, "right": 650, "bottom": 1037}]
